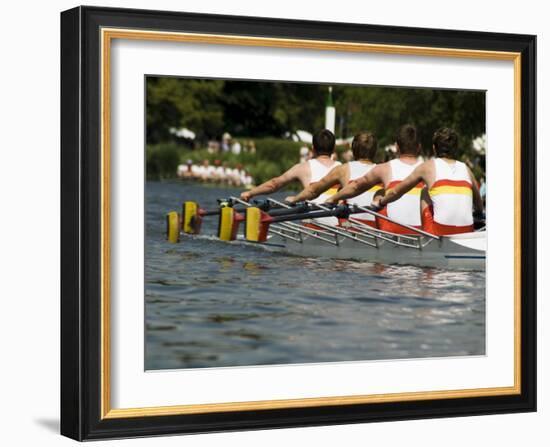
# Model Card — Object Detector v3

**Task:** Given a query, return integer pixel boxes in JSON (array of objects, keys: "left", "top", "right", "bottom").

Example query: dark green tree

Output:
[
  {"left": 146, "top": 77, "right": 485, "bottom": 163},
  {"left": 334, "top": 85, "right": 485, "bottom": 159},
  {"left": 146, "top": 77, "right": 225, "bottom": 144}
]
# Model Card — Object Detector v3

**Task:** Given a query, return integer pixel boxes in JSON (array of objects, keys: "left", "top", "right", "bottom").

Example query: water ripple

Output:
[{"left": 145, "top": 182, "right": 486, "bottom": 369}]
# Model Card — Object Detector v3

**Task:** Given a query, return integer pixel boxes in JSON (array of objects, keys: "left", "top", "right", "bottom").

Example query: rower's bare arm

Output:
[
  {"left": 377, "top": 165, "right": 425, "bottom": 208},
  {"left": 287, "top": 166, "right": 344, "bottom": 204},
  {"left": 240, "top": 163, "right": 301, "bottom": 201},
  {"left": 326, "top": 167, "right": 382, "bottom": 203},
  {"left": 467, "top": 167, "right": 484, "bottom": 213}
]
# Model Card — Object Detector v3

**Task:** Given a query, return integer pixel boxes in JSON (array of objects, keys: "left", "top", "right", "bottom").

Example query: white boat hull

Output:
[{"left": 260, "top": 231, "right": 486, "bottom": 270}]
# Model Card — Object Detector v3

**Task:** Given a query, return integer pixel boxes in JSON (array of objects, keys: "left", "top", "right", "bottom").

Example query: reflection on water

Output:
[{"left": 145, "top": 181, "right": 486, "bottom": 370}]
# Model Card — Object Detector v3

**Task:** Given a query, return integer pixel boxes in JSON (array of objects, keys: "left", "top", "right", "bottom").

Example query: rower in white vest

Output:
[
  {"left": 346, "top": 158, "right": 383, "bottom": 225},
  {"left": 240, "top": 129, "right": 341, "bottom": 224},
  {"left": 326, "top": 124, "right": 425, "bottom": 234},
  {"left": 380, "top": 157, "right": 424, "bottom": 232},
  {"left": 306, "top": 157, "right": 341, "bottom": 225},
  {"left": 286, "top": 131, "right": 383, "bottom": 227},
  {"left": 372, "top": 127, "right": 484, "bottom": 236}
]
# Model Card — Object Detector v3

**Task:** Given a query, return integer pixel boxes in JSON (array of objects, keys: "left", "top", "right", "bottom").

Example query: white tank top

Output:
[
  {"left": 346, "top": 161, "right": 379, "bottom": 222},
  {"left": 386, "top": 158, "right": 423, "bottom": 226},
  {"left": 429, "top": 158, "right": 473, "bottom": 227},
  {"left": 308, "top": 158, "right": 341, "bottom": 225}
]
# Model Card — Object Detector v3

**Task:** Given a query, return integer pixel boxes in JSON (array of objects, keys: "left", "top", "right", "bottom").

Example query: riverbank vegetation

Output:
[
  {"left": 146, "top": 77, "right": 486, "bottom": 182},
  {"left": 146, "top": 139, "right": 360, "bottom": 183},
  {"left": 147, "top": 139, "right": 301, "bottom": 182}
]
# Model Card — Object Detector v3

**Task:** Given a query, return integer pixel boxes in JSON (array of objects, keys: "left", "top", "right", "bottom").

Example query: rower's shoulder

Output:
[
  {"left": 373, "top": 161, "right": 390, "bottom": 174},
  {"left": 279, "top": 160, "right": 309, "bottom": 180},
  {"left": 291, "top": 159, "right": 314, "bottom": 178},
  {"left": 417, "top": 158, "right": 436, "bottom": 173},
  {"left": 419, "top": 157, "right": 435, "bottom": 167},
  {"left": 331, "top": 163, "right": 347, "bottom": 179},
  {"left": 295, "top": 159, "right": 311, "bottom": 169},
  {"left": 356, "top": 162, "right": 386, "bottom": 184}
]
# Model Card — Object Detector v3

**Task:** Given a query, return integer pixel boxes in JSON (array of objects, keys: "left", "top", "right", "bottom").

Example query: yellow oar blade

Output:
[
  {"left": 245, "top": 207, "right": 271, "bottom": 242},
  {"left": 166, "top": 211, "right": 180, "bottom": 243},
  {"left": 245, "top": 207, "right": 261, "bottom": 242},
  {"left": 218, "top": 207, "right": 235, "bottom": 241},
  {"left": 182, "top": 201, "right": 199, "bottom": 234}
]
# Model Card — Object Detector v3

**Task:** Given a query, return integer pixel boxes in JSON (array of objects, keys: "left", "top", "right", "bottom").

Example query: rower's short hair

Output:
[
  {"left": 351, "top": 131, "right": 378, "bottom": 160},
  {"left": 312, "top": 129, "right": 336, "bottom": 155},
  {"left": 396, "top": 124, "right": 420, "bottom": 156},
  {"left": 432, "top": 127, "right": 459, "bottom": 158}
]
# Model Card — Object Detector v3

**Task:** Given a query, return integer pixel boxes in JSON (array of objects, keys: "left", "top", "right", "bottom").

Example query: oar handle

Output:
[
  {"left": 270, "top": 205, "right": 348, "bottom": 223},
  {"left": 268, "top": 202, "right": 310, "bottom": 217},
  {"left": 200, "top": 208, "right": 236, "bottom": 216},
  {"left": 200, "top": 200, "right": 303, "bottom": 216}
]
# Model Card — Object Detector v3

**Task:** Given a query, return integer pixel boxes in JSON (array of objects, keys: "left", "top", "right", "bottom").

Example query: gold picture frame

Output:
[{"left": 61, "top": 6, "right": 536, "bottom": 440}]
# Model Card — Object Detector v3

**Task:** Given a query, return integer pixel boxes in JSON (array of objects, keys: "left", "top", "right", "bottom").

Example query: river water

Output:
[{"left": 145, "top": 181, "right": 486, "bottom": 370}]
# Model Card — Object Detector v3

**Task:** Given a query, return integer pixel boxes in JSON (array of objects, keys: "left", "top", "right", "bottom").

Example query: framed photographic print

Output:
[{"left": 60, "top": 6, "right": 536, "bottom": 441}]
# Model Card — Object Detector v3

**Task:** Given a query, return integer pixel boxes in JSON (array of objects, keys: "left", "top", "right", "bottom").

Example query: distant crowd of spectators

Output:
[{"left": 177, "top": 159, "right": 254, "bottom": 187}]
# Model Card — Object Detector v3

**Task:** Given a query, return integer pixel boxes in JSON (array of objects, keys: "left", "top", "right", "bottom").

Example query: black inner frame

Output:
[{"left": 61, "top": 6, "right": 536, "bottom": 441}]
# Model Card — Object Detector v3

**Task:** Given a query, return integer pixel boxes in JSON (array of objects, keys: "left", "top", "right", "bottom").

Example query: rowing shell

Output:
[
  {"left": 249, "top": 228, "right": 486, "bottom": 271},
  {"left": 171, "top": 197, "right": 486, "bottom": 271},
  {"left": 244, "top": 198, "right": 486, "bottom": 270}
]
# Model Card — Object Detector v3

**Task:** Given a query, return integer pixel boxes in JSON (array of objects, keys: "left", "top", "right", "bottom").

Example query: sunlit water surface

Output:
[{"left": 145, "top": 181, "right": 485, "bottom": 370}]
